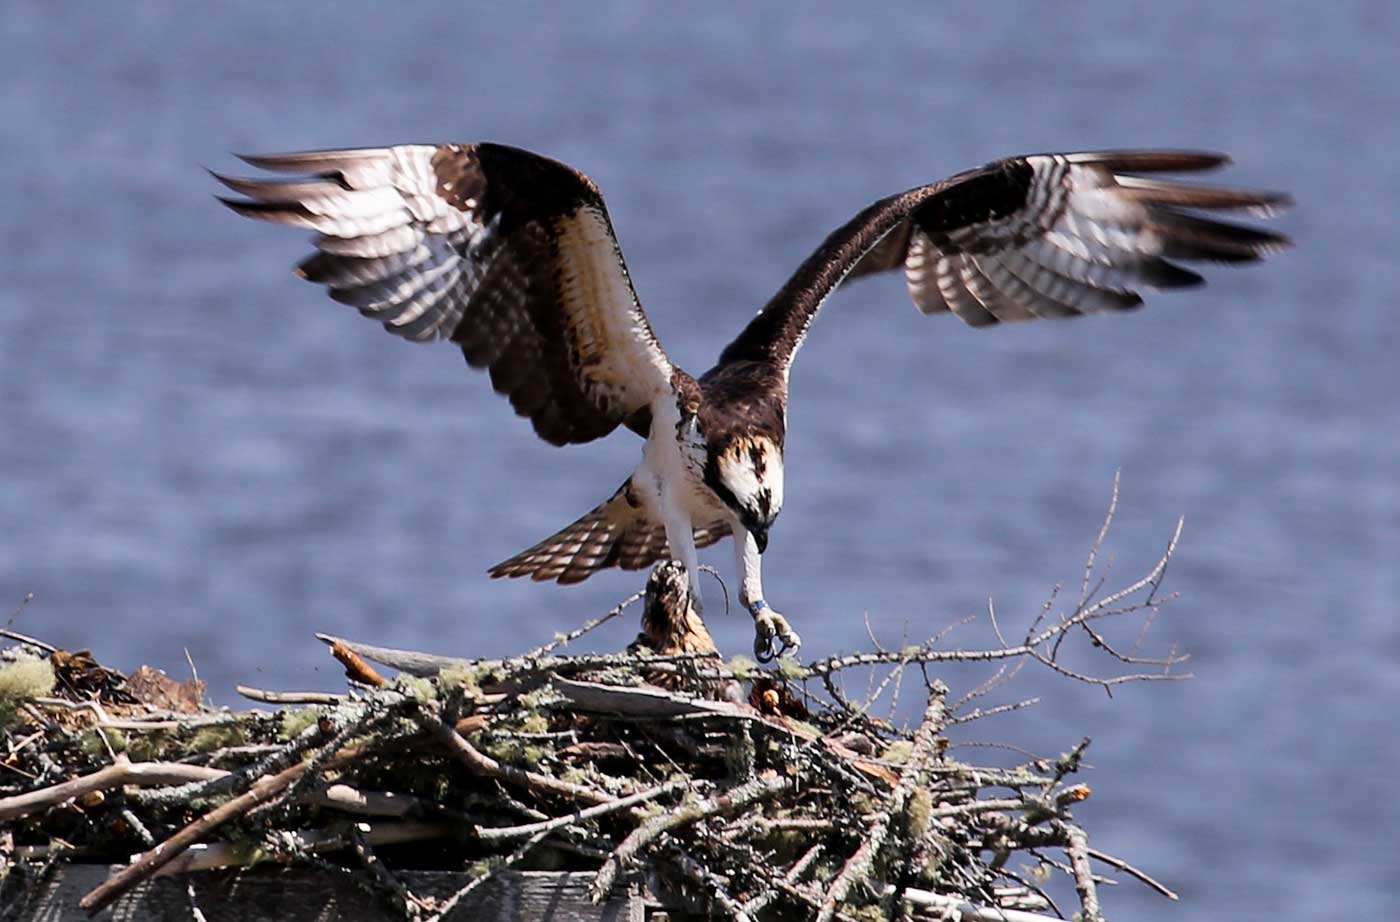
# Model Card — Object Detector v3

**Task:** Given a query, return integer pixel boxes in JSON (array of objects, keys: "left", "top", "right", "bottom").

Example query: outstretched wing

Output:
[
  {"left": 218, "top": 143, "right": 673, "bottom": 446},
  {"left": 717, "top": 150, "right": 1291, "bottom": 374}
]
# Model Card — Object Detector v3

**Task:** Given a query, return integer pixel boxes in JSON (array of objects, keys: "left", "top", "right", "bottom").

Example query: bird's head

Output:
[{"left": 708, "top": 436, "right": 785, "bottom": 553}]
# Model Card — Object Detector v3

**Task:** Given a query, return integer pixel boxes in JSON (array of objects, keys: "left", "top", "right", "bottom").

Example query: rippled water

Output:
[{"left": 2, "top": 1, "right": 1396, "bottom": 915}]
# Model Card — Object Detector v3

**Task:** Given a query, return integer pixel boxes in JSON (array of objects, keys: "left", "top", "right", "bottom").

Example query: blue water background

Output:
[{"left": 2, "top": 1, "right": 1396, "bottom": 916}]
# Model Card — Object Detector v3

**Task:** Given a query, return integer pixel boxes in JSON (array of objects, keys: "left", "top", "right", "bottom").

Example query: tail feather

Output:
[{"left": 489, "top": 482, "right": 731, "bottom": 585}]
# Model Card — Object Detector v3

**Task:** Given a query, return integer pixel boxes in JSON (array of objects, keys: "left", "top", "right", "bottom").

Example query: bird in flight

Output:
[{"left": 217, "top": 143, "right": 1289, "bottom": 660}]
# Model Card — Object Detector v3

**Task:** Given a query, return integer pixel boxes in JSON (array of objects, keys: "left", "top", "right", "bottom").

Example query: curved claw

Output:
[{"left": 752, "top": 610, "right": 802, "bottom": 663}]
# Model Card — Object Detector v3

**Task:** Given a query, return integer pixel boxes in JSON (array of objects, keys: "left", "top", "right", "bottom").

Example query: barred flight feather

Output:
[
  {"left": 490, "top": 484, "right": 730, "bottom": 585},
  {"left": 720, "top": 148, "right": 1290, "bottom": 373},
  {"left": 218, "top": 142, "right": 674, "bottom": 446}
]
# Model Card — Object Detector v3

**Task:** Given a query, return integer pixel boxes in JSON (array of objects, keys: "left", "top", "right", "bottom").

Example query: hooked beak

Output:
[{"left": 750, "top": 524, "right": 769, "bottom": 554}]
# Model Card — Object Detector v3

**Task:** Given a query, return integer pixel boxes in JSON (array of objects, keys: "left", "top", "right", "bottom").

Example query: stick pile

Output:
[{"left": 0, "top": 493, "right": 1185, "bottom": 921}]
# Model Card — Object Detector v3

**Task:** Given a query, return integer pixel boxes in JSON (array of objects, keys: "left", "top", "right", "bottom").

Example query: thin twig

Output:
[
  {"left": 0, "top": 630, "right": 54, "bottom": 655},
  {"left": 421, "top": 829, "right": 550, "bottom": 922},
  {"left": 475, "top": 779, "right": 685, "bottom": 842},
  {"left": 349, "top": 824, "right": 429, "bottom": 917},
  {"left": 524, "top": 588, "right": 644, "bottom": 658},
  {"left": 1081, "top": 471, "right": 1120, "bottom": 606},
  {"left": 1087, "top": 846, "right": 1178, "bottom": 901},
  {"left": 591, "top": 773, "right": 792, "bottom": 901},
  {"left": 742, "top": 842, "right": 824, "bottom": 917}
]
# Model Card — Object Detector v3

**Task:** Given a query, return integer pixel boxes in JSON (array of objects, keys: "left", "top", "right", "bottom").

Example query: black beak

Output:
[{"left": 751, "top": 524, "right": 769, "bottom": 554}]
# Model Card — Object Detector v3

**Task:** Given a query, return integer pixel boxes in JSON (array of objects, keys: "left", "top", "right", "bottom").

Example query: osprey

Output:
[{"left": 218, "top": 144, "right": 1289, "bottom": 660}]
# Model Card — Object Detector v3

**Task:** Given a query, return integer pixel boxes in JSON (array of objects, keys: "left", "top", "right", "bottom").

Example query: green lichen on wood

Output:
[
  {"left": 0, "top": 656, "right": 55, "bottom": 726},
  {"left": 278, "top": 708, "right": 321, "bottom": 740},
  {"left": 188, "top": 724, "right": 247, "bottom": 753},
  {"left": 726, "top": 655, "right": 758, "bottom": 679}
]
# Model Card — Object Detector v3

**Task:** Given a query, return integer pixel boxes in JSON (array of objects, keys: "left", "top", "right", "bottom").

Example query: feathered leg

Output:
[{"left": 733, "top": 524, "right": 801, "bottom": 661}]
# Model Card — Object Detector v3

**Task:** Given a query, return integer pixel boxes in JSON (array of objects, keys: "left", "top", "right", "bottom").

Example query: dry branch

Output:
[
  {"left": 475, "top": 779, "right": 684, "bottom": 843},
  {"left": 418, "top": 704, "right": 616, "bottom": 807},
  {"left": 816, "top": 683, "right": 947, "bottom": 922},
  {"left": 0, "top": 758, "right": 227, "bottom": 822},
  {"left": 78, "top": 759, "right": 311, "bottom": 913},
  {"left": 151, "top": 820, "right": 453, "bottom": 876},
  {"left": 590, "top": 773, "right": 792, "bottom": 901}
]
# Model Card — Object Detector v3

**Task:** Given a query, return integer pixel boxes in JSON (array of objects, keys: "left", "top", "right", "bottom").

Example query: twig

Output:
[
  {"left": 590, "top": 773, "right": 792, "bottom": 901},
  {"left": 0, "top": 630, "right": 55, "bottom": 655},
  {"left": 417, "top": 703, "right": 615, "bottom": 806},
  {"left": 697, "top": 564, "right": 731, "bottom": 614},
  {"left": 118, "top": 808, "right": 156, "bottom": 848},
  {"left": 31, "top": 697, "right": 241, "bottom": 731},
  {"left": 0, "top": 758, "right": 228, "bottom": 822},
  {"left": 182, "top": 648, "right": 203, "bottom": 702},
  {"left": 3, "top": 591, "right": 36, "bottom": 629},
  {"left": 1081, "top": 471, "right": 1120, "bottom": 606},
  {"left": 79, "top": 759, "right": 312, "bottom": 913},
  {"left": 1044, "top": 737, "right": 1091, "bottom": 794},
  {"left": 899, "top": 887, "right": 1063, "bottom": 922},
  {"left": 235, "top": 686, "right": 346, "bottom": 705},
  {"left": 315, "top": 633, "right": 474, "bottom": 677},
  {"left": 945, "top": 697, "right": 1041, "bottom": 727},
  {"left": 742, "top": 842, "right": 824, "bottom": 917},
  {"left": 1056, "top": 821, "right": 1104, "bottom": 922},
  {"left": 152, "top": 820, "right": 452, "bottom": 876},
  {"left": 320, "top": 633, "right": 728, "bottom": 683},
  {"left": 524, "top": 588, "right": 644, "bottom": 658},
  {"left": 475, "top": 779, "right": 685, "bottom": 842},
  {"left": 421, "top": 829, "right": 550, "bottom": 922},
  {"left": 328, "top": 640, "right": 387, "bottom": 686},
  {"left": 816, "top": 683, "right": 947, "bottom": 922},
  {"left": 1087, "top": 846, "right": 1178, "bottom": 901},
  {"left": 185, "top": 881, "right": 208, "bottom": 922},
  {"left": 349, "top": 824, "right": 429, "bottom": 917}
]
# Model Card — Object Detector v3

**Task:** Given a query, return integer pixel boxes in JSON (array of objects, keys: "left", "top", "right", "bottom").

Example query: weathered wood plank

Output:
[{"left": 9, "top": 866, "right": 641, "bottom": 921}]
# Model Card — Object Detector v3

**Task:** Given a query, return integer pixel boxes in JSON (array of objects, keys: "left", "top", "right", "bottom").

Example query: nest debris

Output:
[{"left": 0, "top": 494, "right": 1187, "bottom": 921}]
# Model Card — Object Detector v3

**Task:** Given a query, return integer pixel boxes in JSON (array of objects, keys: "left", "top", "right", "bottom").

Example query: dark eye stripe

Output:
[{"left": 749, "top": 443, "right": 766, "bottom": 476}]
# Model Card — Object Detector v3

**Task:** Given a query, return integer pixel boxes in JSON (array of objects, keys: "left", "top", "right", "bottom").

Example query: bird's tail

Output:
[{"left": 489, "top": 481, "right": 730, "bottom": 585}]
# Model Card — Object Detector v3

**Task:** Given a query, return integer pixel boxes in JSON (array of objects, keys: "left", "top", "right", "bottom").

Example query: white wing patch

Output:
[
  {"left": 901, "top": 152, "right": 1290, "bottom": 326},
  {"left": 553, "top": 206, "right": 674, "bottom": 416},
  {"left": 220, "top": 142, "right": 681, "bottom": 446}
]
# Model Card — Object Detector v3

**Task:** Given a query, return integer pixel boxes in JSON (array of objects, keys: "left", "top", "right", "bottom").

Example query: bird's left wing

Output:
[
  {"left": 717, "top": 150, "right": 1291, "bottom": 374},
  {"left": 218, "top": 143, "right": 673, "bottom": 446}
]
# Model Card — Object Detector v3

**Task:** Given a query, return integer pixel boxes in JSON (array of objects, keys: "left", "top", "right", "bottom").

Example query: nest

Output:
[{"left": 0, "top": 500, "right": 1186, "bottom": 921}]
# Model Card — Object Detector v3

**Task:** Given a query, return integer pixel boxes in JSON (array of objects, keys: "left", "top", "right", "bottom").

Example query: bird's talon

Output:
[{"left": 752, "top": 609, "right": 801, "bottom": 663}]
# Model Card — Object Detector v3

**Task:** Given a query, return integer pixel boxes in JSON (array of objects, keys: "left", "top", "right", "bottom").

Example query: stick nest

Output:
[{"left": 1, "top": 489, "right": 1186, "bottom": 921}]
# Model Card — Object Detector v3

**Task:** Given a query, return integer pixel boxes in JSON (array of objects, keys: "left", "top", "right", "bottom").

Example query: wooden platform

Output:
[{"left": 8, "top": 867, "right": 642, "bottom": 921}]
